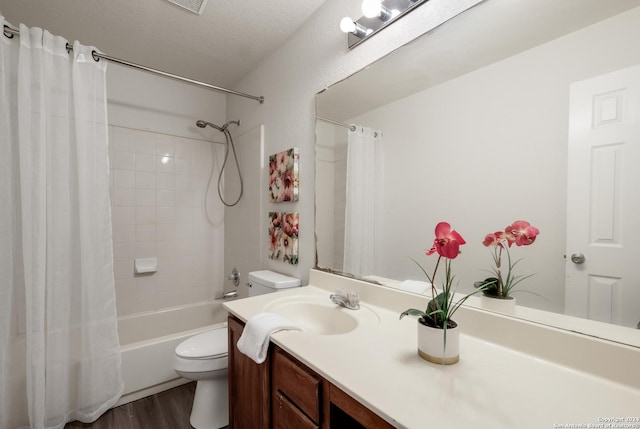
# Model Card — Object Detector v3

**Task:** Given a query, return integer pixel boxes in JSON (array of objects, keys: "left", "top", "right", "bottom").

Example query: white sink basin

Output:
[{"left": 263, "top": 294, "right": 379, "bottom": 335}]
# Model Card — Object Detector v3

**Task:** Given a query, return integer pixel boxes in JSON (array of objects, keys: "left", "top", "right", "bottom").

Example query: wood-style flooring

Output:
[{"left": 64, "top": 382, "right": 220, "bottom": 429}]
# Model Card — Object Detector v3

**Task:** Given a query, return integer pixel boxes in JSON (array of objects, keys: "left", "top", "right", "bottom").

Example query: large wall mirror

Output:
[{"left": 315, "top": 0, "right": 640, "bottom": 346}]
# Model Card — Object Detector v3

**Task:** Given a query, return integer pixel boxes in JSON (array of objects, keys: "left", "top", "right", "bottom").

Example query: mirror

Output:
[{"left": 315, "top": 0, "right": 640, "bottom": 345}]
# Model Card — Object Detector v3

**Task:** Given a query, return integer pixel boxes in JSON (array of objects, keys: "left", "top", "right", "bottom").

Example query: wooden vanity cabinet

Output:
[
  {"left": 228, "top": 314, "right": 395, "bottom": 429},
  {"left": 228, "top": 314, "right": 270, "bottom": 429}
]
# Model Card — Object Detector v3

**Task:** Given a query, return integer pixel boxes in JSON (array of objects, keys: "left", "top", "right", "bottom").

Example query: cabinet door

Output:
[
  {"left": 228, "top": 315, "right": 270, "bottom": 429},
  {"left": 272, "top": 348, "right": 321, "bottom": 424},
  {"left": 273, "top": 391, "right": 319, "bottom": 429}
]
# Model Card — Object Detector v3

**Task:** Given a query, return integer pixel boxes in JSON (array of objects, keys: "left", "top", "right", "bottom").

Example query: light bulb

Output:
[
  {"left": 362, "top": 0, "right": 382, "bottom": 18},
  {"left": 340, "top": 16, "right": 356, "bottom": 33}
]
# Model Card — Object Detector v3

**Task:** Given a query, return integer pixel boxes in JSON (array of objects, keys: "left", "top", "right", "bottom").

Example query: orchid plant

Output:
[
  {"left": 476, "top": 220, "right": 540, "bottom": 299},
  {"left": 400, "top": 222, "right": 486, "bottom": 329}
]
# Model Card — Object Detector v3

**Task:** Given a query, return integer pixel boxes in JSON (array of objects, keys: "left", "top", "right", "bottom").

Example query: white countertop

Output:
[{"left": 224, "top": 270, "right": 640, "bottom": 429}]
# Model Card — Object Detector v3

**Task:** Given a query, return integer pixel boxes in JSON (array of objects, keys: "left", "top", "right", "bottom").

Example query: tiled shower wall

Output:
[{"left": 108, "top": 125, "right": 225, "bottom": 317}]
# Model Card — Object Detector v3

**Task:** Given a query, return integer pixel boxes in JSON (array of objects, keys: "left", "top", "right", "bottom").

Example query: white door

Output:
[{"left": 565, "top": 65, "right": 640, "bottom": 328}]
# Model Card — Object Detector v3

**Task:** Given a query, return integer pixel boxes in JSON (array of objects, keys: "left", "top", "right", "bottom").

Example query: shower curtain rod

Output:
[
  {"left": 3, "top": 24, "right": 265, "bottom": 104},
  {"left": 316, "top": 116, "right": 356, "bottom": 131}
]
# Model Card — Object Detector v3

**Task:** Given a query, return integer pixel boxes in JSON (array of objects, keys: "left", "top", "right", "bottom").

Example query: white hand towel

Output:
[
  {"left": 237, "top": 312, "right": 301, "bottom": 364},
  {"left": 398, "top": 280, "right": 431, "bottom": 295}
]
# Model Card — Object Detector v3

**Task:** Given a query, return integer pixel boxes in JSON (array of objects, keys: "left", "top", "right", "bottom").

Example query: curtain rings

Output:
[{"left": 3, "top": 24, "right": 15, "bottom": 39}]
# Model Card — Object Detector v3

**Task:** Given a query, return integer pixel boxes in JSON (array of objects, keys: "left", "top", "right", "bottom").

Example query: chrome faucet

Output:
[{"left": 330, "top": 289, "right": 360, "bottom": 310}]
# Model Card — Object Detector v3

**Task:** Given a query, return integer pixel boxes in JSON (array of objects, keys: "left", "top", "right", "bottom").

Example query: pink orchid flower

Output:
[
  {"left": 505, "top": 220, "right": 540, "bottom": 246},
  {"left": 483, "top": 231, "right": 506, "bottom": 248},
  {"left": 426, "top": 222, "right": 465, "bottom": 259}
]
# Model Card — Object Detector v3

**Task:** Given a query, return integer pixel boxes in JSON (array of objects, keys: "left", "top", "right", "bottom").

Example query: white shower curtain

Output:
[
  {"left": 0, "top": 20, "right": 123, "bottom": 429},
  {"left": 343, "top": 126, "right": 383, "bottom": 277}
]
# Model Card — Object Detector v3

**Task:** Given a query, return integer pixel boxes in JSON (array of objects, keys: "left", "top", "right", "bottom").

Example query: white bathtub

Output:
[
  {"left": 116, "top": 300, "right": 228, "bottom": 405},
  {"left": 5, "top": 300, "right": 228, "bottom": 426}
]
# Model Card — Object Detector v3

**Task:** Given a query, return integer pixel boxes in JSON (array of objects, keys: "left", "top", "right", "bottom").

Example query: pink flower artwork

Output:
[
  {"left": 269, "top": 148, "right": 299, "bottom": 202},
  {"left": 268, "top": 212, "right": 299, "bottom": 265}
]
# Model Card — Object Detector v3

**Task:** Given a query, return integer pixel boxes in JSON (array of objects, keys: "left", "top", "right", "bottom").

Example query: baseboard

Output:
[{"left": 115, "top": 377, "right": 192, "bottom": 407}]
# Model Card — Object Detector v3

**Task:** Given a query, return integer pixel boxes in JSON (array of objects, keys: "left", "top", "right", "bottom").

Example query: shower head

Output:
[
  {"left": 196, "top": 119, "right": 240, "bottom": 132},
  {"left": 196, "top": 119, "right": 224, "bottom": 131}
]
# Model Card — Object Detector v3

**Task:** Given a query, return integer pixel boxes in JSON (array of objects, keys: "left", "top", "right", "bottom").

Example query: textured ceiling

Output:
[{"left": 0, "top": 0, "right": 327, "bottom": 89}]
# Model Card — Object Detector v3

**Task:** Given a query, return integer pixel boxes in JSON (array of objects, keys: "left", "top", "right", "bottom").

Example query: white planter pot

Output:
[
  {"left": 480, "top": 295, "right": 516, "bottom": 314},
  {"left": 417, "top": 319, "right": 459, "bottom": 365}
]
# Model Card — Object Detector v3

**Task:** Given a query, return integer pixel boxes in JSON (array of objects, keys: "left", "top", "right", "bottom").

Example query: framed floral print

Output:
[
  {"left": 269, "top": 147, "right": 299, "bottom": 202},
  {"left": 268, "top": 211, "right": 299, "bottom": 265}
]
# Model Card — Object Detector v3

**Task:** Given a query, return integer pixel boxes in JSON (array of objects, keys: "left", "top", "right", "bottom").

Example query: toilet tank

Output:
[{"left": 248, "top": 270, "right": 301, "bottom": 296}]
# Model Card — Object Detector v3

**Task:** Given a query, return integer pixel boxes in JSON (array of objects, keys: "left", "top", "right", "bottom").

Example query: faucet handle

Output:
[{"left": 347, "top": 291, "right": 360, "bottom": 308}]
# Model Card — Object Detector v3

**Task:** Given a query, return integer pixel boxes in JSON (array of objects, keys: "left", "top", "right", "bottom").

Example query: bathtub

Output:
[
  {"left": 116, "top": 300, "right": 228, "bottom": 405},
  {"left": 5, "top": 300, "right": 227, "bottom": 426}
]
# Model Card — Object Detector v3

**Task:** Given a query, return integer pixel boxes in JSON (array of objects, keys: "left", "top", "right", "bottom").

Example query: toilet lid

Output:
[{"left": 175, "top": 328, "right": 228, "bottom": 359}]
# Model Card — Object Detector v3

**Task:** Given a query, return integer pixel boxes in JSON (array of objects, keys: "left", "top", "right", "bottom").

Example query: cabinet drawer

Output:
[
  {"left": 273, "top": 392, "right": 318, "bottom": 429},
  {"left": 273, "top": 348, "right": 321, "bottom": 424}
]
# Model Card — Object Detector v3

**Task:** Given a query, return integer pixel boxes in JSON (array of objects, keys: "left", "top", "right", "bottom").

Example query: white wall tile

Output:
[
  {"left": 112, "top": 187, "right": 135, "bottom": 206},
  {"left": 174, "top": 158, "right": 192, "bottom": 176},
  {"left": 114, "top": 260, "right": 134, "bottom": 280},
  {"left": 135, "top": 224, "right": 156, "bottom": 242},
  {"left": 109, "top": 125, "right": 224, "bottom": 317},
  {"left": 175, "top": 190, "right": 198, "bottom": 207},
  {"left": 156, "top": 207, "right": 176, "bottom": 224},
  {"left": 113, "top": 242, "right": 136, "bottom": 261},
  {"left": 135, "top": 133, "right": 156, "bottom": 154},
  {"left": 156, "top": 136, "right": 175, "bottom": 158},
  {"left": 135, "top": 153, "right": 156, "bottom": 172},
  {"left": 135, "top": 171, "right": 156, "bottom": 189},
  {"left": 112, "top": 206, "right": 135, "bottom": 225},
  {"left": 111, "top": 151, "right": 135, "bottom": 170},
  {"left": 174, "top": 138, "right": 193, "bottom": 160},
  {"left": 156, "top": 156, "right": 174, "bottom": 173},
  {"left": 156, "top": 223, "right": 177, "bottom": 241},
  {"left": 156, "top": 190, "right": 175, "bottom": 207},
  {"left": 156, "top": 172, "right": 174, "bottom": 190},
  {"left": 175, "top": 223, "right": 194, "bottom": 240},
  {"left": 113, "top": 169, "right": 135, "bottom": 188},
  {"left": 175, "top": 207, "right": 194, "bottom": 224},
  {"left": 135, "top": 207, "right": 156, "bottom": 224},
  {"left": 135, "top": 189, "right": 155, "bottom": 206},
  {"left": 135, "top": 241, "right": 157, "bottom": 258},
  {"left": 112, "top": 224, "right": 135, "bottom": 243}
]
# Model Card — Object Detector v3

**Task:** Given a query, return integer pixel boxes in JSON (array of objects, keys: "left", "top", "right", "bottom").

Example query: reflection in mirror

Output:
[{"left": 315, "top": 0, "right": 640, "bottom": 345}]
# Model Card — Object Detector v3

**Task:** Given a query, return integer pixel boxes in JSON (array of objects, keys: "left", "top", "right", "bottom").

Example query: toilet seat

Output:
[
  {"left": 176, "top": 327, "right": 228, "bottom": 359},
  {"left": 173, "top": 327, "right": 229, "bottom": 373}
]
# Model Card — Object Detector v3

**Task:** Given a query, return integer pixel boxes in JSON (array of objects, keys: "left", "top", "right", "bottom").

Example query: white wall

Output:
[
  {"left": 347, "top": 7, "right": 640, "bottom": 313},
  {"left": 225, "top": 0, "right": 482, "bottom": 289},
  {"left": 107, "top": 63, "right": 228, "bottom": 316}
]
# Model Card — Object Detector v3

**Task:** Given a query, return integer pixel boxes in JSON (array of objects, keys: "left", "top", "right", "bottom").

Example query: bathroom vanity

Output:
[
  {"left": 228, "top": 314, "right": 393, "bottom": 428},
  {"left": 224, "top": 269, "right": 640, "bottom": 429}
]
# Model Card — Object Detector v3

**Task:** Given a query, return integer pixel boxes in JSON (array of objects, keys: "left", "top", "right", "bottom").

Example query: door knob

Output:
[{"left": 570, "top": 253, "right": 586, "bottom": 264}]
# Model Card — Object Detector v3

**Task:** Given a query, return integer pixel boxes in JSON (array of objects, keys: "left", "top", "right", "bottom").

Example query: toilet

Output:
[{"left": 173, "top": 270, "right": 301, "bottom": 429}]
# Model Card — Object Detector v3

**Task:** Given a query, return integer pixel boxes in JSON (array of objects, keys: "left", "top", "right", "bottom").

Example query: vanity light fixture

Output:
[
  {"left": 339, "top": 17, "right": 372, "bottom": 38},
  {"left": 341, "top": 0, "right": 429, "bottom": 49},
  {"left": 362, "top": 0, "right": 399, "bottom": 20}
]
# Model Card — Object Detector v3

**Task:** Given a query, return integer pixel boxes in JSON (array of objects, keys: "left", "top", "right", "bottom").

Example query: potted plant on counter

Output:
[
  {"left": 400, "top": 222, "right": 486, "bottom": 365},
  {"left": 474, "top": 220, "right": 540, "bottom": 313}
]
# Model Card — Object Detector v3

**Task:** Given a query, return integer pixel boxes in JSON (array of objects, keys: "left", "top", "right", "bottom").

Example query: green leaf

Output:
[{"left": 399, "top": 308, "right": 427, "bottom": 320}]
